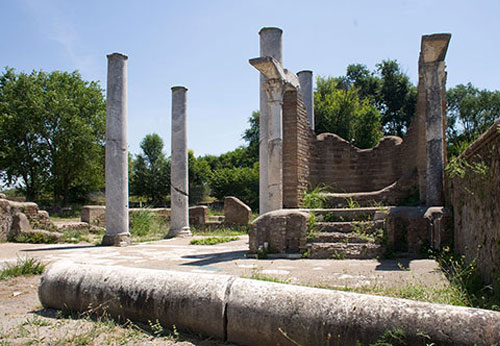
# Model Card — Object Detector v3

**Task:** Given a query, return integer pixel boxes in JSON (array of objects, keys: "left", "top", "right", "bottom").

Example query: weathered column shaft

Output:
[
  {"left": 259, "top": 27, "right": 282, "bottom": 215},
  {"left": 266, "top": 79, "right": 285, "bottom": 211},
  {"left": 103, "top": 53, "right": 130, "bottom": 247},
  {"left": 169, "top": 86, "right": 191, "bottom": 237},
  {"left": 297, "top": 70, "right": 314, "bottom": 130},
  {"left": 424, "top": 61, "right": 446, "bottom": 206}
]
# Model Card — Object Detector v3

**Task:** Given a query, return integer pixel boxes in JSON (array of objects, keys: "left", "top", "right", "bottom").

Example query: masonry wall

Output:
[
  {"left": 282, "top": 88, "right": 424, "bottom": 207},
  {"left": 450, "top": 119, "right": 500, "bottom": 284},
  {"left": 282, "top": 90, "right": 314, "bottom": 208}
]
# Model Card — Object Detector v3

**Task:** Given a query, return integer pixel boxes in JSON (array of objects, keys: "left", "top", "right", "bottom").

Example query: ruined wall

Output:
[
  {"left": 282, "top": 90, "right": 314, "bottom": 208},
  {"left": 282, "top": 90, "right": 424, "bottom": 206},
  {"left": 450, "top": 119, "right": 500, "bottom": 284}
]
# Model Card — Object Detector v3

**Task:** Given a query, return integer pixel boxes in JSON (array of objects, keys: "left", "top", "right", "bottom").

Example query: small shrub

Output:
[
  {"left": 129, "top": 210, "right": 167, "bottom": 237},
  {"left": 0, "top": 257, "right": 46, "bottom": 280},
  {"left": 14, "top": 232, "right": 58, "bottom": 244},
  {"left": 302, "top": 185, "right": 328, "bottom": 209}
]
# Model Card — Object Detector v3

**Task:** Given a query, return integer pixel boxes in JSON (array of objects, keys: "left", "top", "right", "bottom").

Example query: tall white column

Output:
[
  {"left": 259, "top": 27, "right": 282, "bottom": 215},
  {"left": 102, "top": 53, "right": 130, "bottom": 246},
  {"left": 297, "top": 70, "right": 314, "bottom": 130},
  {"left": 168, "top": 86, "right": 191, "bottom": 237}
]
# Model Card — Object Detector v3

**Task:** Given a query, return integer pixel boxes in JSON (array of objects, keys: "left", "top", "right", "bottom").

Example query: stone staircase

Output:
[{"left": 301, "top": 207, "right": 390, "bottom": 259}]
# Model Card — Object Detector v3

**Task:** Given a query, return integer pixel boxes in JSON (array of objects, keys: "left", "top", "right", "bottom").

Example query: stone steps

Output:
[
  {"left": 307, "top": 231, "right": 373, "bottom": 243},
  {"left": 302, "top": 207, "right": 389, "bottom": 259},
  {"left": 303, "top": 242, "right": 385, "bottom": 259},
  {"left": 315, "top": 220, "right": 385, "bottom": 234}
]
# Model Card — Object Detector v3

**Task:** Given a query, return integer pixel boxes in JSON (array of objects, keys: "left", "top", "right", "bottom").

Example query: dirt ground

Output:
[{"left": 0, "top": 275, "right": 225, "bottom": 345}]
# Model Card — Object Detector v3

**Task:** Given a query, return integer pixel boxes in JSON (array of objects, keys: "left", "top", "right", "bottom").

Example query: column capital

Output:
[{"left": 264, "top": 79, "right": 285, "bottom": 102}]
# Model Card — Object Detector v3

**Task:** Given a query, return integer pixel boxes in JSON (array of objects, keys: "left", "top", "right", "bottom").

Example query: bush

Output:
[
  {"left": 208, "top": 164, "right": 259, "bottom": 210},
  {"left": 129, "top": 210, "right": 167, "bottom": 237}
]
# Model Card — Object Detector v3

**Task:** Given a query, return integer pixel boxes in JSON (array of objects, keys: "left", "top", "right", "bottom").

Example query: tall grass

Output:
[{"left": 302, "top": 185, "right": 327, "bottom": 209}]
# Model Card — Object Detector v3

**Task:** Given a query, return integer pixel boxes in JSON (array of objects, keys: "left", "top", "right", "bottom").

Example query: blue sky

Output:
[{"left": 1, "top": 0, "right": 498, "bottom": 156}]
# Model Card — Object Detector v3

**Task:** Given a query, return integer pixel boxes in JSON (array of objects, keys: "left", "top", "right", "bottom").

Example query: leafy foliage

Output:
[
  {"left": 0, "top": 68, "right": 105, "bottom": 204},
  {"left": 446, "top": 83, "right": 500, "bottom": 158},
  {"left": 130, "top": 134, "right": 170, "bottom": 206},
  {"left": 314, "top": 60, "right": 416, "bottom": 148}
]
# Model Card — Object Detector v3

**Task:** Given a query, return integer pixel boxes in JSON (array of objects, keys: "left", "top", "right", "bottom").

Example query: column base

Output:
[
  {"left": 166, "top": 226, "right": 192, "bottom": 238},
  {"left": 101, "top": 234, "right": 131, "bottom": 247}
]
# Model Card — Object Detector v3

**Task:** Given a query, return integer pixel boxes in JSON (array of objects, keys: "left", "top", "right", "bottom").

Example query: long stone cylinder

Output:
[
  {"left": 168, "top": 86, "right": 191, "bottom": 237},
  {"left": 297, "top": 70, "right": 314, "bottom": 130},
  {"left": 103, "top": 53, "right": 130, "bottom": 246},
  {"left": 259, "top": 27, "right": 282, "bottom": 215},
  {"left": 39, "top": 262, "right": 500, "bottom": 346}
]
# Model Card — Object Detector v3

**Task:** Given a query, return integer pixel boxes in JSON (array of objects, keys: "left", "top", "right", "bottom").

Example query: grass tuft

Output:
[
  {"left": 190, "top": 236, "right": 239, "bottom": 245},
  {"left": 0, "top": 257, "right": 46, "bottom": 280}
]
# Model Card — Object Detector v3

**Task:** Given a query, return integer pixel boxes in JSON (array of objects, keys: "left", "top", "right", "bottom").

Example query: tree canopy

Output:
[
  {"left": 0, "top": 68, "right": 105, "bottom": 204},
  {"left": 314, "top": 60, "right": 417, "bottom": 148},
  {"left": 130, "top": 134, "right": 170, "bottom": 205}
]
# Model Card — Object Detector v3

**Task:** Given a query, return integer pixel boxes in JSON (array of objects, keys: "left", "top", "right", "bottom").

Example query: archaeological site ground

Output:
[{"left": 1, "top": 26, "right": 499, "bottom": 346}]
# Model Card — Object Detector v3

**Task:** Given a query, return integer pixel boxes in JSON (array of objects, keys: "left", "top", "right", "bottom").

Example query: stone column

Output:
[
  {"left": 168, "top": 86, "right": 191, "bottom": 237},
  {"left": 421, "top": 34, "right": 451, "bottom": 207},
  {"left": 265, "top": 79, "right": 285, "bottom": 211},
  {"left": 297, "top": 70, "right": 314, "bottom": 130},
  {"left": 102, "top": 53, "right": 130, "bottom": 246},
  {"left": 259, "top": 27, "right": 282, "bottom": 215}
]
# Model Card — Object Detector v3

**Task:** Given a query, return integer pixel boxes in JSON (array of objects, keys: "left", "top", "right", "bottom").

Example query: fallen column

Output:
[
  {"left": 168, "top": 86, "right": 191, "bottom": 237},
  {"left": 39, "top": 262, "right": 500, "bottom": 345},
  {"left": 102, "top": 53, "right": 130, "bottom": 246}
]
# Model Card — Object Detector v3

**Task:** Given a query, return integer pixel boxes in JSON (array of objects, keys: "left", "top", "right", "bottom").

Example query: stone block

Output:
[
  {"left": 249, "top": 209, "right": 309, "bottom": 253},
  {"left": 0, "top": 199, "right": 11, "bottom": 242},
  {"left": 8, "top": 212, "right": 32, "bottom": 241},
  {"left": 386, "top": 207, "right": 428, "bottom": 254},
  {"left": 81, "top": 206, "right": 106, "bottom": 226},
  {"left": 0, "top": 193, "right": 6, "bottom": 199},
  {"left": 224, "top": 197, "right": 251, "bottom": 225},
  {"left": 189, "top": 206, "right": 207, "bottom": 226},
  {"left": 8, "top": 201, "right": 39, "bottom": 217}
]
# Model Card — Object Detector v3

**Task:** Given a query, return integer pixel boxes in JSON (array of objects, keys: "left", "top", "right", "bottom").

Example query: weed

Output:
[
  {"left": 192, "top": 226, "right": 248, "bottom": 237},
  {"left": 129, "top": 210, "right": 168, "bottom": 237},
  {"left": 370, "top": 327, "right": 406, "bottom": 346},
  {"left": 14, "top": 232, "right": 58, "bottom": 244},
  {"left": 302, "top": 185, "right": 327, "bottom": 209},
  {"left": 301, "top": 249, "right": 310, "bottom": 258},
  {"left": 332, "top": 251, "right": 346, "bottom": 260},
  {"left": 190, "top": 236, "right": 239, "bottom": 245},
  {"left": 246, "top": 272, "right": 291, "bottom": 284},
  {"left": 306, "top": 213, "right": 319, "bottom": 241},
  {"left": 345, "top": 197, "right": 360, "bottom": 209},
  {"left": 0, "top": 257, "right": 46, "bottom": 280}
]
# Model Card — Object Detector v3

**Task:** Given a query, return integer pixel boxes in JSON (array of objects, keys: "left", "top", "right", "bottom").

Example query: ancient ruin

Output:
[
  {"left": 168, "top": 86, "right": 192, "bottom": 237},
  {"left": 250, "top": 30, "right": 452, "bottom": 259},
  {"left": 102, "top": 53, "right": 131, "bottom": 246}
]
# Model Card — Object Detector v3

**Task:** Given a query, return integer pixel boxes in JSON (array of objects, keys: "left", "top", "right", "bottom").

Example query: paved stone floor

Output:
[{"left": 0, "top": 236, "right": 447, "bottom": 289}]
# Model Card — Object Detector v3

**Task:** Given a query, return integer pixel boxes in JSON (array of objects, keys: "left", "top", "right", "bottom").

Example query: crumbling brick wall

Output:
[
  {"left": 282, "top": 88, "right": 425, "bottom": 207},
  {"left": 450, "top": 119, "right": 500, "bottom": 284}
]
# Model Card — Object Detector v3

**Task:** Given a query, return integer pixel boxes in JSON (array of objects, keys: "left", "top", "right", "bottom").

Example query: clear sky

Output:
[{"left": 1, "top": 0, "right": 498, "bottom": 156}]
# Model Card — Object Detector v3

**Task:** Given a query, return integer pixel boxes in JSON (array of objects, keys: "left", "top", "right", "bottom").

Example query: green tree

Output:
[
  {"left": 446, "top": 83, "right": 500, "bottom": 158},
  {"left": 242, "top": 111, "right": 259, "bottom": 161},
  {"left": 131, "top": 134, "right": 170, "bottom": 206},
  {"left": 314, "top": 76, "right": 383, "bottom": 148},
  {"left": 0, "top": 68, "right": 105, "bottom": 204},
  {"left": 376, "top": 60, "right": 417, "bottom": 136},
  {"left": 188, "top": 150, "right": 211, "bottom": 205}
]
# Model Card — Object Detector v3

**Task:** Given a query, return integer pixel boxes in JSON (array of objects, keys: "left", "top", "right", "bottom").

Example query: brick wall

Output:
[
  {"left": 282, "top": 90, "right": 315, "bottom": 208},
  {"left": 450, "top": 119, "right": 500, "bottom": 284}
]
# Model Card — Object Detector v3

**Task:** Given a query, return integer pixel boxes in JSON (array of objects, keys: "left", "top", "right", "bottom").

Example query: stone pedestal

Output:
[
  {"left": 102, "top": 53, "right": 130, "bottom": 247},
  {"left": 420, "top": 34, "right": 451, "bottom": 206},
  {"left": 259, "top": 27, "right": 282, "bottom": 215},
  {"left": 168, "top": 86, "right": 191, "bottom": 237},
  {"left": 297, "top": 70, "right": 314, "bottom": 130}
]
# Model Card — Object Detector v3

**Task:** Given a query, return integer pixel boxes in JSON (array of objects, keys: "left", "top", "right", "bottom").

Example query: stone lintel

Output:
[
  {"left": 250, "top": 57, "right": 299, "bottom": 90},
  {"left": 421, "top": 33, "right": 451, "bottom": 63}
]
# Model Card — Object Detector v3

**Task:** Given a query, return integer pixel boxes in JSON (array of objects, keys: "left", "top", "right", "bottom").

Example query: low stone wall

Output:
[
  {"left": 39, "top": 262, "right": 500, "bottom": 345},
  {"left": 0, "top": 198, "right": 56, "bottom": 242},
  {"left": 450, "top": 119, "right": 500, "bottom": 284}
]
